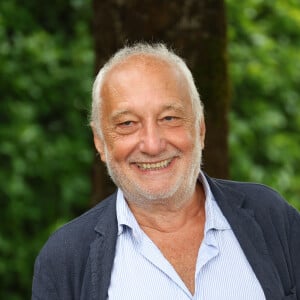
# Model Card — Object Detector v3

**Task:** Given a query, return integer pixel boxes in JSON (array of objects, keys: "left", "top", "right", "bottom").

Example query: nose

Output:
[{"left": 139, "top": 121, "right": 166, "bottom": 155}]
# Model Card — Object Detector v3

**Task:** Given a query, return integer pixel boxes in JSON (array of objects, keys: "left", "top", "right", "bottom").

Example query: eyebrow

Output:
[
  {"left": 111, "top": 110, "right": 133, "bottom": 122},
  {"left": 110, "top": 102, "right": 186, "bottom": 121},
  {"left": 161, "top": 103, "right": 186, "bottom": 113}
]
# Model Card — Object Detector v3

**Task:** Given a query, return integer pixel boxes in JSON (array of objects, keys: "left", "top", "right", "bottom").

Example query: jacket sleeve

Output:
[
  {"left": 289, "top": 206, "right": 300, "bottom": 298},
  {"left": 32, "top": 254, "right": 59, "bottom": 300}
]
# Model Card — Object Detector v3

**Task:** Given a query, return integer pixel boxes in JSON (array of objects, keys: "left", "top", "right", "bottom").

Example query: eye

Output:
[
  {"left": 115, "top": 120, "right": 138, "bottom": 134},
  {"left": 119, "top": 120, "right": 134, "bottom": 126},
  {"left": 160, "top": 115, "right": 182, "bottom": 127},
  {"left": 163, "top": 116, "right": 176, "bottom": 121}
]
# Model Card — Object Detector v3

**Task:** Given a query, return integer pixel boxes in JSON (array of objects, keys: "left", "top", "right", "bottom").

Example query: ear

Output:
[
  {"left": 91, "top": 124, "right": 107, "bottom": 163},
  {"left": 199, "top": 118, "right": 206, "bottom": 150}
]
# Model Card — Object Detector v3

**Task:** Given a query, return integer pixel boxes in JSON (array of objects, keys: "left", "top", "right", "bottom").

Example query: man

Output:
[{"left": 32, "top": 43, "right": 300, "bottom": 300}]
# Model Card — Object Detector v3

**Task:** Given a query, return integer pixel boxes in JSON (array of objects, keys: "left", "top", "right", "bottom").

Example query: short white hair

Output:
[{"left": 91, "top": 43, "right": 203, "bottom": 138}]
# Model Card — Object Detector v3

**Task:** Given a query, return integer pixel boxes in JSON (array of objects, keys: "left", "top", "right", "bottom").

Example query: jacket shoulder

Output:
[
  {"left": 50, "top": 192, "right": 116, "bottom": 244},
  {"left": 211, "top": 177, "right": 289, "bottom": 211},
  {"left": 34, "top": 192, "right": 117, "bottom": 275},
  {"left": 32, "top": 193, "right": 118, "bottom": 299}
]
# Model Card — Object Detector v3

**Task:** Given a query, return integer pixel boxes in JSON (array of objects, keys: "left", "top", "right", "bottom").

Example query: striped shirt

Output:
[{"left": 107, "top": 172, "right": 266, "bottom": 299}]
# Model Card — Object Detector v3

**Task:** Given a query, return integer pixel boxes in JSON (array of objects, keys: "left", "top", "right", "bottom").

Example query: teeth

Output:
[{"left": 136, "top": 158, "right": 172, "bottom": 171}]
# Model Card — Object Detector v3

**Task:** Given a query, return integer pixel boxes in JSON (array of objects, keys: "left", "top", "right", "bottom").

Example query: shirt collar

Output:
[
  {"left": 116, "top": 189, "right": 139, "bottom": 236},
  {"left": 199, "top": 172, "right": 231, "bottom": 232},
  {"left": 116, "top": 171, "right": 231, "bottom": 238}
]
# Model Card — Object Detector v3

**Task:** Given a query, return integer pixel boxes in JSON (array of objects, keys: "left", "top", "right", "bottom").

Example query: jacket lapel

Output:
[
  {"left": 81, "top": 193, "right": 118, "bottom": 300},
  {"left": 206, "top": 176, "right": 285, "bottom": 300}
]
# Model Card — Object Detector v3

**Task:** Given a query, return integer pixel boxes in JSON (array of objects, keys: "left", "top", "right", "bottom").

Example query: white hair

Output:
[{"left": 91, "top": 43, "right": 203, "bottom": 138}]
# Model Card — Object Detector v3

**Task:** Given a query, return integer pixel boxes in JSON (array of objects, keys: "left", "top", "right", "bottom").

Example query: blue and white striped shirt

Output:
[{"left": 107, "top": 172, "right": 266, "bottom": 299}]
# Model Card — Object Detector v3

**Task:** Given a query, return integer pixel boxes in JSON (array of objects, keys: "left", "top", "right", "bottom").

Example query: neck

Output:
[{"left": 126, "top": 182, "right": 205, "bottom": 233}]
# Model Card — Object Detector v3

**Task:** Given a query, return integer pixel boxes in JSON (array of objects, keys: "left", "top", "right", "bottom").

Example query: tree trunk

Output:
[{"left": 91, "top": 0, "right": 230, "bottom": 204}]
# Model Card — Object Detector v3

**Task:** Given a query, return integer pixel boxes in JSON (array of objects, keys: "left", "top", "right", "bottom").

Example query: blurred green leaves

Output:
[
  {"left": 227, "top": 0, "right": 300, "bottom": 210},
  {"left": 0, "top": 1, "right": 93, "bottom": 299}
]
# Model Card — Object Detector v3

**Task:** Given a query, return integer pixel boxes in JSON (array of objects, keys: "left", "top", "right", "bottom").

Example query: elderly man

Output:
[{"left": 32, "top": 43, "right": 300, "bottom": 300}]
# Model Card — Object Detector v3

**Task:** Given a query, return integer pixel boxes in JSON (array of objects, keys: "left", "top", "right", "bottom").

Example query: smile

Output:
[{"left": 135, "top": 158, "right": 173, "bottom": 171}]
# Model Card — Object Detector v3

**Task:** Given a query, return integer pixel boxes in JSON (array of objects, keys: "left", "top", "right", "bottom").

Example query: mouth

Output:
[{"left": 135, "top": 158, "right": 173, "bottom": 171}]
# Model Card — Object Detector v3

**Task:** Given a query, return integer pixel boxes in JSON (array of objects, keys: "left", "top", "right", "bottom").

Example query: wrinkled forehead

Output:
[
  {"left": 101, "top": 54, "right": 189, "bottom": 96},
  {"left": 101, "top": 55, "right": 189, "bottom": 100},
  {"left": 103, "top": 54, "right": 186, "bottom": 86}
]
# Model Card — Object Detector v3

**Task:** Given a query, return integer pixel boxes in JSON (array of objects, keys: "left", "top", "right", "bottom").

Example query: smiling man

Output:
[{"left": 32, "top": 43, "right": 300, "bottom": 300}]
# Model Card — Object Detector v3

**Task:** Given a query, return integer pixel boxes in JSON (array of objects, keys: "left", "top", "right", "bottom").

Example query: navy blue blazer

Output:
[{"left": 32, "top": 176, "right": 300, "bottom": 299}]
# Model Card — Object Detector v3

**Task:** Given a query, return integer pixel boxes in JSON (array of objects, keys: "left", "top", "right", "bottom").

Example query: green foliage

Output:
[
  {"left": 0, "top": 0, "right": 93, "bottom": 298},
  {"left": 227, "top": 0, "right": 300, "bottom": 210}
]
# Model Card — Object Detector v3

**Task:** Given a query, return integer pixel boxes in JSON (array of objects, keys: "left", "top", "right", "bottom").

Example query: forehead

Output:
[
  {"left": 105, "top": 54, "right": 187, "bottom": 90},
  {"left": 100, "top": 55, "right": 192, "bottom": 113}
]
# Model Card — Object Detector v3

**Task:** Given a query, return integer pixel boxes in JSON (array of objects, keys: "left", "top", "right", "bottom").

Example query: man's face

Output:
[{"left": 93, "top": 56, "right": 205, "bottom": 205}]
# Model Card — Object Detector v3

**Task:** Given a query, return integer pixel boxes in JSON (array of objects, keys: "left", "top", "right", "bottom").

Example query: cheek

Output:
[
  {"left": 168, "top": 127, "right": 196, "bottom": 151},
  {"left": 105, "top": 134, "right": 138, "bottom": 162}
]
